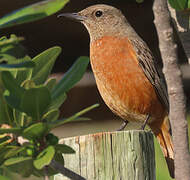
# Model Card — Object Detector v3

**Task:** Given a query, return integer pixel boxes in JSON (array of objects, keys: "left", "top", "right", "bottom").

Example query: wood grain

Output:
[{"left": 54, "top": 130, "right": 155, "bottom": 180}]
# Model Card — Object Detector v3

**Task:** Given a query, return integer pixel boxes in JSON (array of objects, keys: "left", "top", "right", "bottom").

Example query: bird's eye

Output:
[{"left": 95, "top": 10, "right": 103, "bottom": 17}]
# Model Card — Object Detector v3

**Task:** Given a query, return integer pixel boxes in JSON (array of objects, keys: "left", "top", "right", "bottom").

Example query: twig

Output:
[
  {"left": 153, "top": 0, "right": 190, "bottom": 179},
  {"left": 168, "top": 5, "right": 190, "bottom": 64},
  {"left": 50, "top": 159, "right": 86, "bottom": 180}
]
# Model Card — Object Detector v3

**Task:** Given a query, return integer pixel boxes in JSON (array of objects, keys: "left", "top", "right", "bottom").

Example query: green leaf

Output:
[
  {"left": 55, "top": 144, "right": 75, "bottom": 154},
  {"left": 32, "top": 46, "right": 61, "bottom": 85},
  {"left": 33, "top": 164, "right": 59, "bottom": 176},
  {"left": 13, "top": 110, "right": 26, "bottom": 127},
  {"left": 0, "top": 128, "right": 21, "bottom": 135},
  {"left": 21, "top": 80, "right": 36, "bottom": 89},
  {"left": 73, "top": 117, "right": 91, "bottom": 121},
  {"left": 51, "top": 56, "right": 89, "bottom": 107},
  {"left": 188, "top": 0, "right": 190, "bottom": 9},
  {"left": 4, "top": 156, "right": 32, "bottom": 166},
  {"left": 0, "top": 146, "right": 13, "bottom": 165},
  {"left": 6, "top": 158, "right": 33, "bottom": 177},
  {"left": 33, "top": 166, "right": 58, "bottom": 177},
  {"left": 20, "top": 86, "right": 51, "bottom": 119},
  {"left": 4, "top": 146, "right": 26, "bottom": 159},
  {"left": 4, "top": 92, "right": 21, "bottom": 114},
  {"left": 22, "top": 122, "right": 49, "bottom": 140},
  {"left": 49, "top": 92, "right": 67, "bottom": 110},
  {"left": 0, "top": 136, "right": 11, "bottom": 144},
  {"left": 54, "top": 152, "right": 64, "bottom": 165},
  {"left": 2, "top": 72, "right": 51, "bottom": 119},
  {"left": 49, "top": 104, "right": 99, "bottom": 129},
  {"left": 33, "top": 145, "right": 55, "bottom": 170},
  {"left": 31, "top": 169, "right": 44, "bottom": 177},
  {"left": 0, "top": 0, "right": 70, "bottom": 29},
  {"left": 15, "top": 56, "right": 33, "bottom": 85},
  {"left": 0, "top": 96, "right": 13, "bottom": 125},
  {"left": 2, "top": 71, "right": 25, "bottom": 98},
  {"left": 52, "top": 56, "right": 89, "bottom": 95},
  {"left": 45, "top": 78, "right": 57, "bottom": 92},
  {"left": 0, "top": 146, "right": 16, "bottom": 157},
  {"left": 0, "top": 175, "right": 10, "bottom": 180},
  {"left": 168, "top": 0, "right": 187, "bottom": 11},
  {"left": 2, "top": 71, "right": 25, "bottom": 110},
  {"left": 0, "top": 36, "right": 6, "bottom": 41},
  {"left": 45, "top": 133, "right": 59, "bottom": 145},
  {"left": 42, "top": 109, "right": 59, "bottom": 122},
  {"left": 0, "top": 61, "right": 35, "bottom": 71},
  {"left": 0, "top": 35, "right": 27, "bottom": 64},
  {"left": 0, "top": 73, "right": 12, "bottom": 125},
  {"left": 0, "top": 35, "right": 24, "bottom": 47}
]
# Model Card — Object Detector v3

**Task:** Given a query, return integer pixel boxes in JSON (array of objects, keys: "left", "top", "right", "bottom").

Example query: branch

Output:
[
  {"left": 50, "top": 160, "right": 86, "bottom": 180},
  {"left": 168, "top": 5, "right": 190, "bottom": 64},
  {"left": 153, "top": 0, "right": 190, "bottom": 179}
]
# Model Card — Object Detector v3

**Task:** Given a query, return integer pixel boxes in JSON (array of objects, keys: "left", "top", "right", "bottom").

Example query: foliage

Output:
[
  {"left": 0, "top": 0, "right": 69, "bottom": 29},
  {"left": 0, "top": 0, "right": 98, "bottom": 179},
  {"left": 168, "top": 0, "right": 189, "bottom": 11}
]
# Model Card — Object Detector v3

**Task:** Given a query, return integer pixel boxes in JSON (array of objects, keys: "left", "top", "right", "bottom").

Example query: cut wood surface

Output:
[{"left": 54, "top": 130, "right": 155, "bottom": 180}]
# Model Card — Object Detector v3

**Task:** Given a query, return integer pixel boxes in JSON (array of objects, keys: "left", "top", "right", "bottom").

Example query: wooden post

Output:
[{"left": 54, "top": 130, "right": 155, "bottom": 180}]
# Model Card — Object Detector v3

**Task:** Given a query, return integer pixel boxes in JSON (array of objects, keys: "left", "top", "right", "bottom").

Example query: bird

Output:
[{"left": 58, "top": 4, "right": 174, "bottom": 178}]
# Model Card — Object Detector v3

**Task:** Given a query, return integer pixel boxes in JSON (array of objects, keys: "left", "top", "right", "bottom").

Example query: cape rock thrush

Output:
[{"left": 59, "top": 4, "right": 174, "bottom": 178}]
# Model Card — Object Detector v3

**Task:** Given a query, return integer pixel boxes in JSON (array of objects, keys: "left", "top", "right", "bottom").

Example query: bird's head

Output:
[{"left": 58, "top": 4, "right": 133, "bottom": 41}]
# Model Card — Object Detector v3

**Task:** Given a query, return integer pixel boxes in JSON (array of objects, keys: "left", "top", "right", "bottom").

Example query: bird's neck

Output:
[{"left": 88, "top": 21, "right": 141, "bottom": 43}]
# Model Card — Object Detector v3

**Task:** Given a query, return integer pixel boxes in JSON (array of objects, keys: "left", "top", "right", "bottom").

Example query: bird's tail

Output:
[{"left": 151, "top": 116, "right": 174, "bottom": 178}]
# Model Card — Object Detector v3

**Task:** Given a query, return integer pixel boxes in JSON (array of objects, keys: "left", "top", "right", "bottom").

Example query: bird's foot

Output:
[
  {"left": 141, "top": 114, "right": 150, "bottom": 130},
  {"left": 117, "top": 121, "right": 129, "bottom": 131}
]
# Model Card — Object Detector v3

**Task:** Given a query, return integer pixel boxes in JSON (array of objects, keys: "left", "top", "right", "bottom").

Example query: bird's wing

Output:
[{"left": 130, "top": 38, "right": 169, "bottom": 112}]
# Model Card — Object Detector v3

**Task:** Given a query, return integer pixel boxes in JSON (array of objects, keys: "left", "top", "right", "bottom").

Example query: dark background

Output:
[
  {"left": 0, "top": 0, "right": 189, "bottom": 119},
  {"left": 1, "top": 0, "right": 165, "bottom": 71}
]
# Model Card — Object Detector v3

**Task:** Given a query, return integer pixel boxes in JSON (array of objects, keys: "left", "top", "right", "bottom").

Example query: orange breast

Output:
[{"left": 90, "top": 36, "right": 166, "bottom": 123}]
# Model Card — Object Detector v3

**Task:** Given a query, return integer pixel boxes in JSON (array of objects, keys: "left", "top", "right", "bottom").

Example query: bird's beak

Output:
[{"left": 57, "top": 13, "right": 86, "bottom": 22}]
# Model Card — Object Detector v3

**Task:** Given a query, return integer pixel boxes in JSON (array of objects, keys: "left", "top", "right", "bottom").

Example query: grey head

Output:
[{"left": 58, "top": 4, "right": 136, "bottom": 42}]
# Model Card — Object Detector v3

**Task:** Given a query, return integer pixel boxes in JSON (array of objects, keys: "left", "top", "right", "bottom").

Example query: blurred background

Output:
[{"left": 1, "top": 0, "right": 190, "bottom": 179}]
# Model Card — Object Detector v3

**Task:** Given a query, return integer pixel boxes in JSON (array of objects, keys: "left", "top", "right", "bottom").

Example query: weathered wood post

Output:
[{"left": 54, "top": 130, "right": 155, "bottom": 180}]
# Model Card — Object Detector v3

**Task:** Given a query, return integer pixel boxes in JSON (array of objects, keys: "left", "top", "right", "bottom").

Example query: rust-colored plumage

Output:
[
  {"left": 60, "top": 4, "right": 174, "bottom": 178},
  {"left": 91, "top": 36, "right": 165, "bottom": 122},
  {"left": 90, "top": 35, "right": 174, "bottom": 177}
]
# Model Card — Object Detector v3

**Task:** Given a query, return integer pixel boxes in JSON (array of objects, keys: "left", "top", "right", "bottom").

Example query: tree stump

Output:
[{"left": 54, "top": 130, "right": 155, "bottom": 180}]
